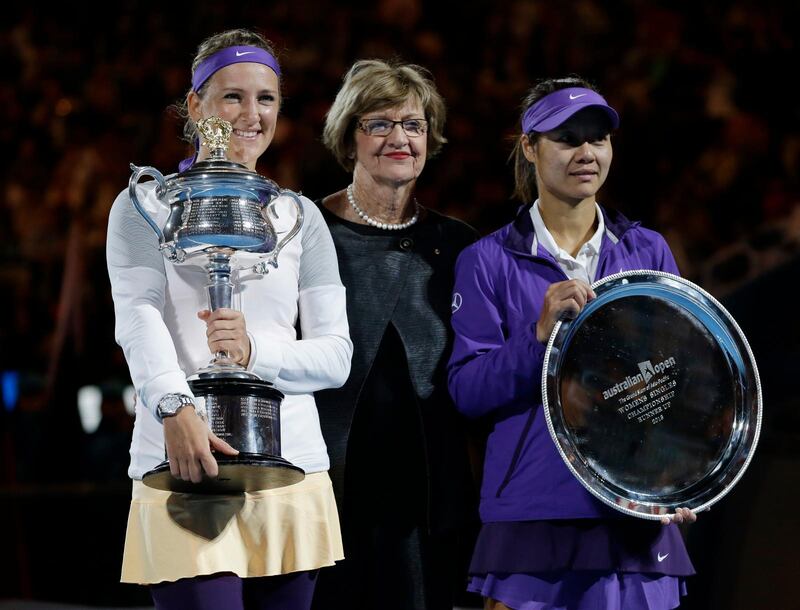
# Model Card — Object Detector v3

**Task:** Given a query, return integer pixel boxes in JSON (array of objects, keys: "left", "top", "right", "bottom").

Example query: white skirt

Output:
[{"left": 121, "top": 471, "right": 343, "bottom": 584}]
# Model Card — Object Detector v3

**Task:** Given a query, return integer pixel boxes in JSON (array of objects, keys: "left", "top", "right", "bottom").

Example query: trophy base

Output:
[{"left": 142, "top": 454, "right": 305, "bottom": 494}]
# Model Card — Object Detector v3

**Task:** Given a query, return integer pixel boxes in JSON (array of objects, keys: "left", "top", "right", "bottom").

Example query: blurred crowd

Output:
[{"left": 1, "top": 0, "right": 798, "bottom": 485}]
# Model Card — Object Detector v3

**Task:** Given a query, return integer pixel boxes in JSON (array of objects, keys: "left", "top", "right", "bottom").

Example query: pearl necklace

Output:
[{"left": 346, "top": 184, "right": 419, "bottom": 230}]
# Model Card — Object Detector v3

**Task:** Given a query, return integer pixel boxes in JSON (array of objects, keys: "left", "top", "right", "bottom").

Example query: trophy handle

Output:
[
  {"left": 255, "top": 191, "right": 305, "bottom": 274},
  {"left": 128, "top": 163, "right": 172, "bottom": 252}
]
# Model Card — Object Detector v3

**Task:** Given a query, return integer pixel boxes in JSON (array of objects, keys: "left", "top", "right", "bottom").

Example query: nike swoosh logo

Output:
[
  {"left": 569, "top": 93, "right": 588, "bottom": 100},
  {"left": 235, "top": 51, "right": 255, "bottom": 57},
  {"left": 657, "top": 552, "right": 669, "bottom": 562}
]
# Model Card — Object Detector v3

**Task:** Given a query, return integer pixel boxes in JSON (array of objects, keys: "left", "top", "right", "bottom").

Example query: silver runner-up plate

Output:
[{"left": 542, "top": 270, "right": 762, "bottom": 519}]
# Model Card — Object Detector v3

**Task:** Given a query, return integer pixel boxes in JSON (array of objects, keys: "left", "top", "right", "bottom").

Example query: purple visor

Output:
[
  {"left": 191, "top": 45, "right": 281, "bottom": 92},
  {"left": 521, "top": 87, "right": 619, "bottom": 133}
]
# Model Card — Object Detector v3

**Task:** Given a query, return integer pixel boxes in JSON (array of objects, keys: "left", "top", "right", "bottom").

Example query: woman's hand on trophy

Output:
[
  {"left": 198, "top": 308, "right": 252, "bottom": 366},
  {"left": 535, "top": 279, "right": 597, "bottom": 343},
  {"left": 661, "top": 507, "right": 698, "bottom": 525},
  {"left": 163, "top": 407, "right": 239, "bottom": 482}
]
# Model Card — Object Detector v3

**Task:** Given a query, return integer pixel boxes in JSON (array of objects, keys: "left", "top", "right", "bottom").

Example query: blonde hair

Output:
[{"left": 323, "top": 59, "right": 447, "bottom": 171}]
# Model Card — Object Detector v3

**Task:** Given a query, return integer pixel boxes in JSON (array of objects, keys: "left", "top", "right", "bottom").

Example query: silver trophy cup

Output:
[{"left": 129, "top": 117, "right": 305, "bottom": 493}]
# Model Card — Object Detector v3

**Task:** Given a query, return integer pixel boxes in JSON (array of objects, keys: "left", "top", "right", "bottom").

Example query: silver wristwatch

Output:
[{"left": 156, "top": 393, "right": 206, "bottom": 421}]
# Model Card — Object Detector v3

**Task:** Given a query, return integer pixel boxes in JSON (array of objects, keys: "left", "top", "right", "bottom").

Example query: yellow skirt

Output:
[{"left": 121, "top": 471, "right": 343, "bottom": 584}]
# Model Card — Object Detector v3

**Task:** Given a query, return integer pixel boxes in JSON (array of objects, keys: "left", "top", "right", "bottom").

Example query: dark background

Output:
[{"left": 1, "top": 1, "right": 798, "bottom": 608}]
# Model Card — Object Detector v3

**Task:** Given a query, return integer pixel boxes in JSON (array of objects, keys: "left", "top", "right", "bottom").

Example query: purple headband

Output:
[
  {"left": 191, "top": 45, "right": 281, "bottom": 92},
  {"left": 521, "top": 87, "right": 619, "bottom": 134}
]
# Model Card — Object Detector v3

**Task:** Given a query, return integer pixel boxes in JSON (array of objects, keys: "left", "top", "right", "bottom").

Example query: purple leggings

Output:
[{"left": 150, "top": 570, "right": 319, "bottom": 610}]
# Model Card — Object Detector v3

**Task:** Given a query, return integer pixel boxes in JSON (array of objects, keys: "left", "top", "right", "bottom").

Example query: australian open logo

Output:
[
  {"left": 602, "top": 356, "right": 676, "bottom": 400},
  {"left": 638, "top": 360, "right": 656, "bottom": 383}
]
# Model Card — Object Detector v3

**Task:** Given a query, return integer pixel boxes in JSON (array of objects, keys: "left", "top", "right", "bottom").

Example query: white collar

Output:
[{"left": 530, "top": 199, "right": 605, "bottom": 259}]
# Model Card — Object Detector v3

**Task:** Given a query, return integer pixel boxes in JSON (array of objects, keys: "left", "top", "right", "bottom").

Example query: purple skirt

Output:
[{"left": 468, "top": 519, "right": 694, "bottom": 610}]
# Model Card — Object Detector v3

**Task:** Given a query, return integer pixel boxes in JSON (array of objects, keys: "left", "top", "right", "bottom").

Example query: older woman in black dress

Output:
[{"left": 312, "top": 60, "right": 479, "bottom": 610}]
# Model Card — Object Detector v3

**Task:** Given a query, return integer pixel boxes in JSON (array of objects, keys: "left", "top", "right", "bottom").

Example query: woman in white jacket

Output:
[{"left": 106, "top": 28, "right": 352, "bottom": 610}]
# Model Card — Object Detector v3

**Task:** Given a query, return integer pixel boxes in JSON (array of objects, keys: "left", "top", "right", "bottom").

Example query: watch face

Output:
[
  {"left": 158, "top": 396, "right": 176, "bottom": 416},
  {"left": 158, "top": 395, "right": 185, "bottom": 416}
]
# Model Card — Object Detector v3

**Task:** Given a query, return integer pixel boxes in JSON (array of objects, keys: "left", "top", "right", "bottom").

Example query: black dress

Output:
[{"left": 312, "top": 204, "right": 481, "bottom": 610}]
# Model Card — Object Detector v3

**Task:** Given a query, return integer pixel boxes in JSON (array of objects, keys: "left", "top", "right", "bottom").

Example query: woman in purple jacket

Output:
[{"left": 447, "top": 76, "right": 696, "bottom": 610}]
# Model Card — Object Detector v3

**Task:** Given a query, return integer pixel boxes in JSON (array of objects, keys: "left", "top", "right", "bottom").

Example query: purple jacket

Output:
[{"left": 447, "top": 204, "right": 679, "bottom": 523}]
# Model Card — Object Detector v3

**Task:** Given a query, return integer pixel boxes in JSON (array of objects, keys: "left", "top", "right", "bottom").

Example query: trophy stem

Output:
[
  {"left": 206, "top": 252, "right": 234, "bottom": 311},
  {"left": 192, "top": 251, "right": 259, "bottom": 380},
  {"left": 205, "top": 252, "right": 236, "bottom": 365}
]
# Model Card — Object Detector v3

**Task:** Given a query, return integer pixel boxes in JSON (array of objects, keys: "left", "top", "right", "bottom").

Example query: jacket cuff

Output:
[{"left": 141, "top": 371, "right": 195, "bottom": 418}]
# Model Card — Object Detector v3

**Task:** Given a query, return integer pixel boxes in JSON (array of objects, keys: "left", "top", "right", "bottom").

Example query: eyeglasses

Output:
[{"left": 357, "top": 118, "right": 428, "bottom": 137}]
